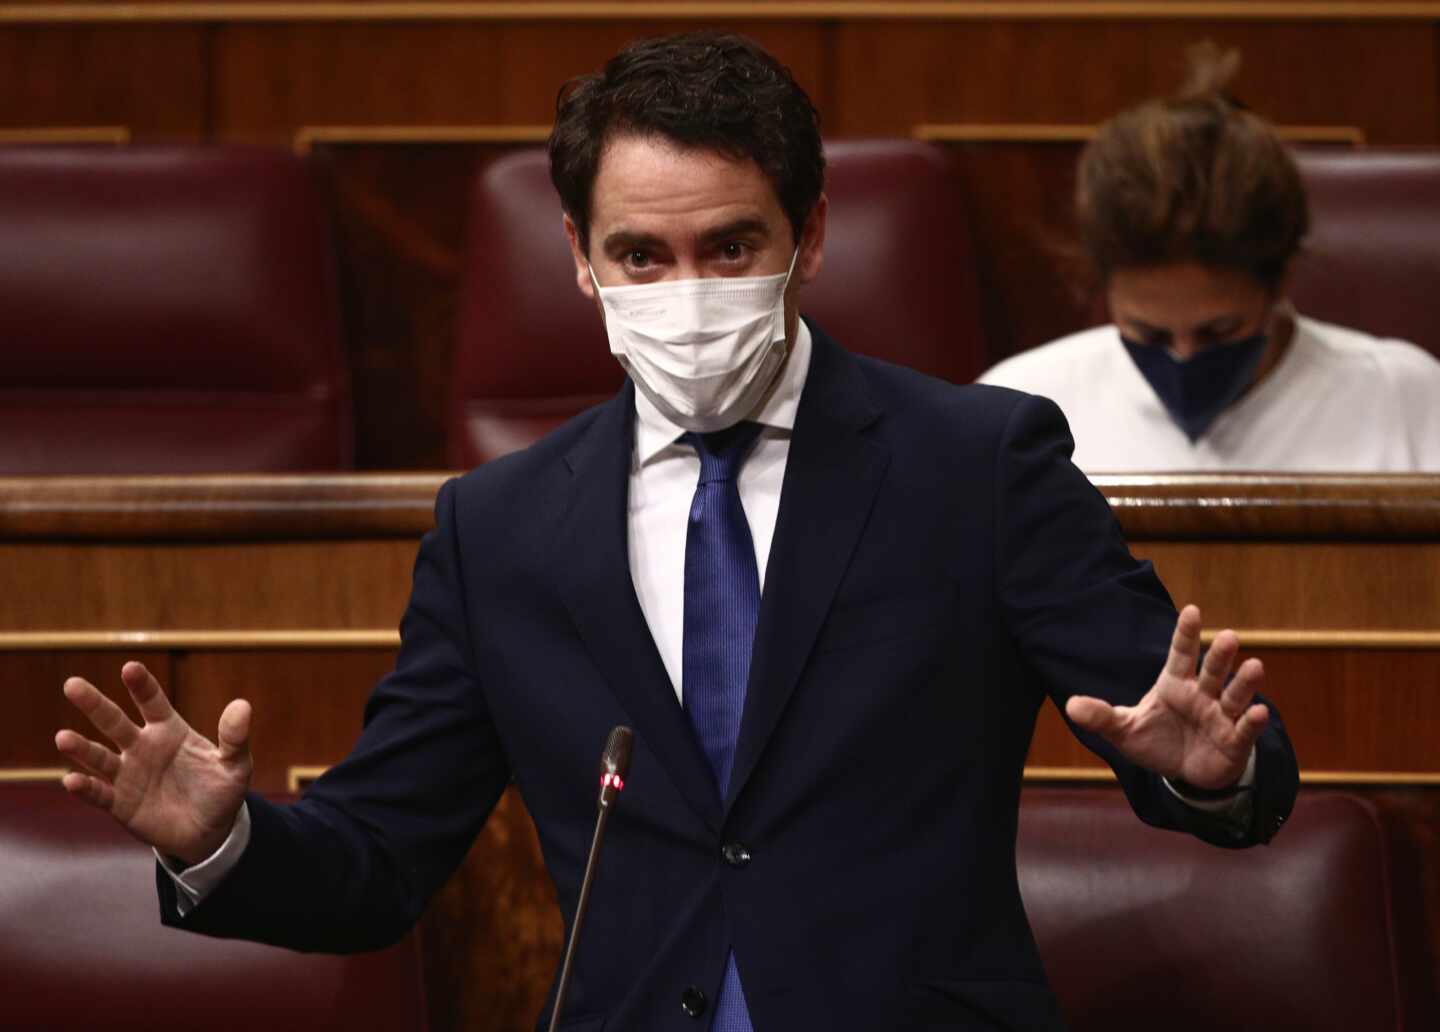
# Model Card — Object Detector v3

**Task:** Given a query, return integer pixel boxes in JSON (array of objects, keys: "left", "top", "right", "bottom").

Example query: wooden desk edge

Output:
[{"left": 0, "top": 472, "right": 1437, "bottom": 541}]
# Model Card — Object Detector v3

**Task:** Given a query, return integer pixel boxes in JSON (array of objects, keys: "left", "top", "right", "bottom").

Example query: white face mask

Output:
[{"left": 589, "top": 249, "right": 797, "bottom": 433}]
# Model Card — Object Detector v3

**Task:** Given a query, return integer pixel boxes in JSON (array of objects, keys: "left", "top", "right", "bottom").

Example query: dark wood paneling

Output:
[
  {"left": 209, "top": 21, "right": 829, "bottom": 144},
  {"left": 2, "top": 651, "right": 171, "bottom": 768},
  {"left": 1131, "top": 540, "right": 1440, "bottom": 631},
  {"left": 831, "top": 21, "right": 1440, "bottom": 144},
  {"left": 422, "top": 788, "right": 561, "bottom": 1032},
  {"left": 1028, "top": 647, "right": 1440, "bottom": 775},
  {"left": 0, "top": 26, "right": 207, "bottom": 138},
  {"left": 0, "top": 539, "right": 417, "bottom": 630},
  {"left": 173, "top": 649, "right": 393, "bottom": 791}
]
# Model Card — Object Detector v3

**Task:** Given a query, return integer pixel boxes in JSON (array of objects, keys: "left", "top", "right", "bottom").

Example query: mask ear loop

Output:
[{"left": 782, "top": 245, "right": 800, "bottom": 289}]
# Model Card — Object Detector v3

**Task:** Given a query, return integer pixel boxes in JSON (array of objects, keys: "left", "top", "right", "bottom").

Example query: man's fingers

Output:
[
  {"left": 62, "top": 677, "right": 140, "bottom": 750},
  {"left": 1163, "top": 604, "right": 1204, "bottom": 680},
  {"left": 1239, "top": 701, "right": 1270, "bottom": 738},
  {"left": 122, "top": 661, "right": 177, "bottom": 725},
  {"left": 61, "top": 771, "right": 116, "bottom": 811},
  {"left": 1065, "top": 695, "right": 1122, "bottom": 736},
  {"left": 1219, "top": 657, "right": 1263, "bottom": 720},
  {"left": 54, "top": 729, "right": 122, "bottom": 780},
  {"left": 217, "top": 699, "right": 253, "bottom": 764},
  {"left": 1198, "top": 630, "right": 1240, "bottom": 699}
]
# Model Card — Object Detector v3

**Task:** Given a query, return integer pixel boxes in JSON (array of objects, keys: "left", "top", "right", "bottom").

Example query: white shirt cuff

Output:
[
  {"left": 1162, "top": 746, "right": 1257, "bottom": 814},
  {"left": 154, "top": 801, "right": 251, "bottom": 916}
]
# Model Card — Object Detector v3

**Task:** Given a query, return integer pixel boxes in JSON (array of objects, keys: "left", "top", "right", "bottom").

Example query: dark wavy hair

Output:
[
  {"left": 1076, "top": 42, "right": 1309, "bottom": 290},
  {"left": 549, "top": 31, "right": 825, "bottom": 253}
]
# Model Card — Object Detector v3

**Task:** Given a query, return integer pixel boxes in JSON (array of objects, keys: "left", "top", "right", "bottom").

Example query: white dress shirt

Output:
[{"left": 627, "top": 320, "right": 811, "bottom": 701}]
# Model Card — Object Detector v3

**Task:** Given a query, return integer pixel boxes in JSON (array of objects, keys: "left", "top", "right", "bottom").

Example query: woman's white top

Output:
[{"left": 977, "top": 315, "right": 1440, "bottom": 473}]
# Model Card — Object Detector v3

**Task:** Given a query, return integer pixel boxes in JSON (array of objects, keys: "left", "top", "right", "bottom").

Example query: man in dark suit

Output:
[{"left": 56, "top": 32, "right": 1297, "bottom": 1031}]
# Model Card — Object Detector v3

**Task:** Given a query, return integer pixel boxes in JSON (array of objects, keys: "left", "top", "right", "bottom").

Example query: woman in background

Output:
[{"left": 979, "top": 46, "right": 1440, "bottom": 472}]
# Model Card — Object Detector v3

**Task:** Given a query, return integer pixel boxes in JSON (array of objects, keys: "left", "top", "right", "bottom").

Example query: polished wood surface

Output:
[
  {"left": 0, "top": 473, "right": 444, "bottom": 539},
  {"left": 1096, "top": 474, "right": 1440, "bottom": 540},
  {"left": 829, "top": 21, "right": 1439, "bottom": 143},
  {"left": 0, "top": 25, "right": 205, "bottom": 136},
  {"left": 5, "top": 472, "right": 1437, "bottom": 1031},
  {"left": 8, "top": 472, "right": 1438, "bottom": 540}
]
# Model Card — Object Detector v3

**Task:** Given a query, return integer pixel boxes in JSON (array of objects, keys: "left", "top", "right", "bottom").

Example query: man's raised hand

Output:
[
  {"left": 55, "top": 661, "right": 253, "bottom": 865},
  {"left": 1064, "top": 604, "right": 1267, "bottom": 790}
]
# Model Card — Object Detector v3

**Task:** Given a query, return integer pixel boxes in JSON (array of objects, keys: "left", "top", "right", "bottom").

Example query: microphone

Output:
[{"left": 547, "top": 725, "right": 634, "bottom": 1032}]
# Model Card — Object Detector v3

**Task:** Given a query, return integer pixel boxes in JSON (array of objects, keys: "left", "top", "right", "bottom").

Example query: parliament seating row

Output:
[
  {"left": 3, "top": 780, "right": 1432, "bottom": 1031},
  {"left": 0, "top": 142, "right": 1437, "bottom": 473}
]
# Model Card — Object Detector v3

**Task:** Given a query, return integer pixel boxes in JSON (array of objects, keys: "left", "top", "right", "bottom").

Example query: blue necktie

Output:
[{"left": 682, "top": 421, "right": 763, "bottom": 1032}]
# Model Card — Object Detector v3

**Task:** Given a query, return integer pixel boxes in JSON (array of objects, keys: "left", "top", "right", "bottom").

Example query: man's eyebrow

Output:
[
  {"left": 698, "top": 217, "right": 772, "bottom": 246},
  {"left": 600, "top": 229, "right": 667, "bottom": 255}
]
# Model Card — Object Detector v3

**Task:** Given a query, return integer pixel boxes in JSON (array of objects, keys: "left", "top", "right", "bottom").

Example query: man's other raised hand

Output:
[
  {"left": 1064, "top": 604, "right": 1267, "bottom": 791},
  {"left": 55, "top": 661, "right": 252, "bottom": 866}
]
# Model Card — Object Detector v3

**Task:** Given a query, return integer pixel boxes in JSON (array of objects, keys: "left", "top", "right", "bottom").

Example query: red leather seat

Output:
[
  {"left": 0, "top": 146, "right": 351, "bottom": 473},
  {"left": 448, "top": 141, "right": 985, "bottom": 467},
  {"left": 1019, "top": 786, "right": 1437, "bottom": 1032},
  {"left": 0, "top": 784, "right": 426, "bottom": 1031},
  {"left": 1291, "top": 148, "right": 1440, "bottom": 357}
]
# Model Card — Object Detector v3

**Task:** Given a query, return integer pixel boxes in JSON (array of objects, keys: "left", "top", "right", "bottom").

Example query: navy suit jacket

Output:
[{"left": 161, "top": 324, "right": 1298, "bottom": 1031}]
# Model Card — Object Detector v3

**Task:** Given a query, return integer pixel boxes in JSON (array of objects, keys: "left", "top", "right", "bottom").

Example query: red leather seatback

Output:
[
  {"left": 0, "top": 784, "right": 426, "bottom": 1031},
  {"left": 1292, "top": 148, "right": 1440, "bottom": 356},
  {"left": 0, "top": 146, "right": 351, "bottom": 472},
  {"left": 1019, "top": 786, "right": 1436, "bottom": 1031}
]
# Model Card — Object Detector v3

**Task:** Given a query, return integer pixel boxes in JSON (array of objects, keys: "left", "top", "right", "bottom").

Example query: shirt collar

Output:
[{"left": 633, "top": 318, "right": 813, "bottom": 467}]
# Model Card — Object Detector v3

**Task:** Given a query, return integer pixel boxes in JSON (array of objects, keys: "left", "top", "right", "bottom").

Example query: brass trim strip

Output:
[
  {"left": 1023, "top": 766, "right": 1440, "bottom": 785},
  {"left": 0, "top": 630, "right": 401, "bottom": 650},
  {"left": 916, "top": 122, "right": 1366, "bottom": 145},
  {"left": 287, "top": 765, "right": 328, "bottom": 792},
  {"left": 2, "top": 1, "right": 1440, "bottom": 24},
  {"left": 0, "top": 768, "right": 67, "bottom": 783},
  {"left": 1, "top": 628, "right": 1436, "bottom": 651},
  {"left": 295, "top": 124, "right": 552, "bottom": 154},
  {"left": 1205, "top": 630, "right": 1440, "bottom": 649},
  {"left": 0, "top": 126, "right": 130, "bottom": 145}
]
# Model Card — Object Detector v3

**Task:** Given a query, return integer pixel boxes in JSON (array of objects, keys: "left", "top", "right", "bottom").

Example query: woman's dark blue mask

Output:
[{"left": 1120, "top": 332, "right": 1269, "bottom": 442}]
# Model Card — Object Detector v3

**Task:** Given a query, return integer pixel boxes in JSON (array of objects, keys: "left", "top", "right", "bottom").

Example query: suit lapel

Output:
[
  {"left": 727, "top": 327, "right": 890, "bottom": 810},
  {"left": 554, "top": 384, "right": 723, "bottom": 834}
]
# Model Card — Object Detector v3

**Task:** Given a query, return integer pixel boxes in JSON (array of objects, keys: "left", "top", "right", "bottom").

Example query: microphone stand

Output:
[{"left": 547, "top": 726, "right": 633, "bottom": 1032}]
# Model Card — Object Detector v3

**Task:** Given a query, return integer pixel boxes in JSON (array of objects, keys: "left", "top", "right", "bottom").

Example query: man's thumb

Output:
[
  {"left": 1065, "top": 694, "right": 1118, "bottom": 735},
  {"left": 217, "top": 699, "right": 253, "bottom": 763}
]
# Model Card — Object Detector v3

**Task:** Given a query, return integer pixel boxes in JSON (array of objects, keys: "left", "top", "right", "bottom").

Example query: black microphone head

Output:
[{"left": 601, "top": 725, "right": 634, "bottom": 781}]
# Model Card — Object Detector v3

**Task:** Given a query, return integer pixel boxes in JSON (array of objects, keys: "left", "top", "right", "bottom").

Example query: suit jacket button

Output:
[
  {"left": 721, "top": 842, "right": 752, "bottom": 867},
  {"left": 681, "top": 986, "right": 708, "bottom": 1018}
]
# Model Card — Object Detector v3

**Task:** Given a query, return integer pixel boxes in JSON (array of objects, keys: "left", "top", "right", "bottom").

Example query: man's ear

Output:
[
  {"left": 795, "top": 194, "right": 827, "bottom": 287},
  {"left": 563, "top": 213, "right": 596, "bottom": 300}
]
